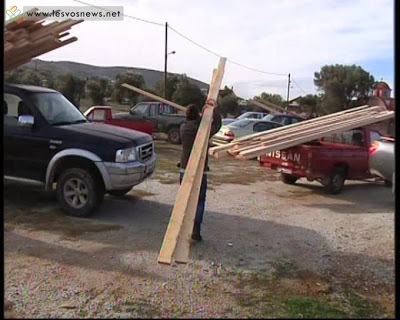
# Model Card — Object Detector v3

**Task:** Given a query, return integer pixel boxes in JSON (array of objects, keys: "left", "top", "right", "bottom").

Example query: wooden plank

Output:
[
  {"left": 250, "top": 98, "right": 285, "bottom": 113},
  {"left": 249, "top": 99, "right": 280, "bottom": 114},
  {"left": 173, "top": 70, "right": 217, "bottom": 263},
  {"left": 157, "top": 58, "right": 226, "bottom": 265},
  {"left": 121, "top": 84, "right": 187, "bottom": 112},
  {"left": 237, "top": 111, "right": 394, "bottom": 160}
]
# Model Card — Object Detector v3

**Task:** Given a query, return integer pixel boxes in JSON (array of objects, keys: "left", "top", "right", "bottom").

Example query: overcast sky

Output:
[{"left": 7, "top": 0, "right": 394, "bottom": 99}]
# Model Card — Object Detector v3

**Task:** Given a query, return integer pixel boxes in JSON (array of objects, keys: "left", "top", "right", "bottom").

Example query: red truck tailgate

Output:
[{"left": 259, "top": 144, "right": 312, "bottom": 176}]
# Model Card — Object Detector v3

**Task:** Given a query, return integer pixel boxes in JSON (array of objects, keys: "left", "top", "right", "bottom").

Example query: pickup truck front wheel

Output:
[
  {"left": 57, "top": 168, "right": 104, "bottom": 217},
  {"left": 168, "top": 128, "right": 182, "bottom": 144},
  {"left": 281, "top": 173, "right": 298, "bottom": 185},
  {"left": 325, "top": 167, "right": 346, "bottom": 194}
]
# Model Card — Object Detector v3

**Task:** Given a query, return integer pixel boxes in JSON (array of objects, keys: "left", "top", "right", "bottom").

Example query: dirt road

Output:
[{"left": 4, "top": 141, "right": 395, "bottom": 318}]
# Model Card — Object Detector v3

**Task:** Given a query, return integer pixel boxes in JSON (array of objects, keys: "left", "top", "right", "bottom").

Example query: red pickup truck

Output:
[
  {"left": 84, "top": 106, "right": 153, "bottom": 135},
  {"left": 258, "top": 126, "right": 384, "bottom": 194}
]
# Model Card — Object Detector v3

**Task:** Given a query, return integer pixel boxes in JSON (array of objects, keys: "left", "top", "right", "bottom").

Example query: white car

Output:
[
  {"left": 221, "top": 111, "right": 268, "bottom": 126},
  {"left": 211, "top": 119, "right": 282, "bottom": 145}
]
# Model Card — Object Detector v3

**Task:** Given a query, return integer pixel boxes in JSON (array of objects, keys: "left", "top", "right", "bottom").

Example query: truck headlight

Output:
[{"left": 115, "top": 147, "right": 137, "bottom": 162}]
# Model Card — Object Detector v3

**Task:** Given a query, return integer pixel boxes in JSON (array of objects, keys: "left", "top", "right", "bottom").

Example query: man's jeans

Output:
[{"left": 179, "top": 171, "right": 207, "bottom": 233}]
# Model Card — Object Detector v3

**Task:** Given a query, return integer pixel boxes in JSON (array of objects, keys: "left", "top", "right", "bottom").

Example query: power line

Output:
[
  {"left": 291, "top": 77, "right": 308, "bottom": 95},
  {"left": 72, "top": 0, "right": 164, "bottom": 26},
  {"left": 168, "top": 24, "right": 287, "bottom": 76},
  {"left": 72, "top": 0, "right": 288, "bottom": 77}
]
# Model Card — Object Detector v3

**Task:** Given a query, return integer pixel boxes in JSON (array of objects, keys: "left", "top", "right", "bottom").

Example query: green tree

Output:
[
  {"left": 257, "top": 92, "right": 285, "bottom": 108},
  {"left": 154, "top": 74, "right": 181, "bottom": 100},
  {"left": 55, "top": 72, "right": 86, "bottom": 107},
  {"left": 296, "top": 94, "right": 322, "bottom": 115},
  {"left": 314, "top": 64, "right": 375, "bottom": 114},
  {"left": 172, "top": 76, "right": 206, "bottom": 108},
  {"left": 219, "top": 85, "right": 235, "bottom": 99},
  {"left": 218, "top": 93, "right": 239, "bottom": 117},
  {"left": 4, "top": 67, "right": 52, "bottom": 87},
  {"left": 112, "top": 71, "right": 145, "bottom": 105},
  {"left": 86, "top": 80, "right": 105, "bottom": 105}
]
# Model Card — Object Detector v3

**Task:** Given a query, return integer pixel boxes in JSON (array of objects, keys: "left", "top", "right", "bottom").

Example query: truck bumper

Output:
[{"left": 96, "top": 153, "right": 156, "bottom": 191}]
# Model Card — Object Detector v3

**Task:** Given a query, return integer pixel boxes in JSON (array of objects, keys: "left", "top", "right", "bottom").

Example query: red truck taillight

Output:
[{"left": 369, "top": 141, "right": 380, "bottom": 154}]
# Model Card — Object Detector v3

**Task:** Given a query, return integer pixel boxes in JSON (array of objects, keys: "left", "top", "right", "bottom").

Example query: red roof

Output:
[{"left": 375, "top": 81, "right": 391, "bottom": 90}]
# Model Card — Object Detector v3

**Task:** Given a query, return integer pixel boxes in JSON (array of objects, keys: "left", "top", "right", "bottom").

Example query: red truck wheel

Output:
[
  {"left": 325, "top": 167, "right": 346, "bottom": 194},
  {"left": 281, "top": 173, "right": 298, "bottom": 185}
]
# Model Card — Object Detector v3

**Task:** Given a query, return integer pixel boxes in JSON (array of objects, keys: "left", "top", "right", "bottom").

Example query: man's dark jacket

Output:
[{"left": 180, "top": 107, "right": 222, "bottom": 171}]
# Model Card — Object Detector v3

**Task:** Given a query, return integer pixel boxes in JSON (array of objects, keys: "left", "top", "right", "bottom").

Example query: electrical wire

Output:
[
  {"left": 72, "top": 0, "right": 289, "bottom": 77},
  {"left": 291, "top": 77, "right": 308, "bottom": 95}
]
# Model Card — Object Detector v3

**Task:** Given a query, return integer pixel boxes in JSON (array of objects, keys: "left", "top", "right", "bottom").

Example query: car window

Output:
[
  {"left": 291, "top": 118, "right": 300, "bottom": 124},
  {"left": 32, "top": 92, "right": 86, "bottom": 125},
  {"left": 230, "top": 119, "right": 253, "bottom": 128},
  {"left": 370, "top": 131, "right": 382, "bottom": 144},
  {"left": 4, "top": 93, "right": 22, "bottom": 127},
  {"left": 322, "top": 133, "right": 344, "bottom": 144},
  {"left": 272, "top": 116, "right": 288, "bottom": 125},
  {"left": 262, "top": 114, "right": 274, "bottom": 121},
  {"left": 253, "top": 122, "right": 275, "bottom": 132},
  {"left": 149, "top": 104, "right": 157, "bottom": 116},
  {"left": 160, "top": 104, "right": 174, "bottom": 115},
  {"left": 132, "top": 103, "right": 148, "bottom": 116},
  {"left": 237, "top": 112, "right": 251, "bottom": 120},
  {"left": 93, "top": 109, "right": 106, "bottom": 121},
  {"left": 343, "top": 129, "right": 364, "bottom": 146}
]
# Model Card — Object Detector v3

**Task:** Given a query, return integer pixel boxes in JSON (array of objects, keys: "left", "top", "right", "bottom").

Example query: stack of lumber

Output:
[
  {"left": 5, "top": 8, "right": 83, "bottom": 72},
  {"left": 209, "top": 105, "right": 394, "bottom": 160}
]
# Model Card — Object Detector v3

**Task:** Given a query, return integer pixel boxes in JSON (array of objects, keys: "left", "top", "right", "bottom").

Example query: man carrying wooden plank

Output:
[{"left": 178, "top": 99, "right": 222, "bottom": 241}]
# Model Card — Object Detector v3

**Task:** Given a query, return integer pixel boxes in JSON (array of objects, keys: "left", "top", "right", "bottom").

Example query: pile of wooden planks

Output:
[
  {"left": 5, "top": 8, "right": 83, "bottom": 72},
  {"left": 209, "top": 105, "right": 394, "bottom": 160}
]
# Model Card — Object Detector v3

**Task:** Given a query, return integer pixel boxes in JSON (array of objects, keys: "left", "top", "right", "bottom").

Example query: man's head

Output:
[{"left": 186, "top": 104, "right": 200, "bottom": 121}]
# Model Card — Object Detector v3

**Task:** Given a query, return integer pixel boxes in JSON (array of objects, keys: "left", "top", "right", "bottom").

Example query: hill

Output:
[{"left": 24, "top": 59, "right": 209, "bottom": 90}]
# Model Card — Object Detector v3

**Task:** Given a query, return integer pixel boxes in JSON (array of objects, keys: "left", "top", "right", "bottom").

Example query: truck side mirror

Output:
[{"left": 18, "top": 115, "right": 34, "bottom": 128}]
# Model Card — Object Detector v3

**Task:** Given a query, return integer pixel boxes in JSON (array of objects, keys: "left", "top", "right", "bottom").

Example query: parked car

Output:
[
  {"left": 84, "top": 106, "right": 153, "bottom": 135},
  {"left": 4, "top": 84, "right": 156, "bottom": 217},
  {"left": 211, "top": 119, "right": 282, "bottom": 145},
  {"left": 258, "top": 127, "right": 384, "bottom": 194},
  {"left": 222, "top": 111, "right": 269, "bottom": 126},
  {"left": 114, "top": 102, "right": 186, "bottom": 144},
  {"left": 369, "top": 136, "right": 395, "bottom": 193},
  {"left": 262, "top": 113, "right": 305, "bottom": 125}
]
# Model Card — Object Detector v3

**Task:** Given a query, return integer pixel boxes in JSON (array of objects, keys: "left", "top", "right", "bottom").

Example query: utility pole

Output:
[
  {"left": 164, "top": 22, "right": 168, "bottom": 99},
  {"left": 286, "top": 73, "right": 291, "bottom": 113}
]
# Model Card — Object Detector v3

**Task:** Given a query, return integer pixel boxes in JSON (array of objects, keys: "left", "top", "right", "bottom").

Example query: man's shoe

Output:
[{"left": 191, "top": 232, "right": 202, "bottom": 242}]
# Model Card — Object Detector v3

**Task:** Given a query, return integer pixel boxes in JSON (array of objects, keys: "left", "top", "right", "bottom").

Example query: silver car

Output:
[{"left": 369, "top": 137, "right": 395, "bottom": 193}]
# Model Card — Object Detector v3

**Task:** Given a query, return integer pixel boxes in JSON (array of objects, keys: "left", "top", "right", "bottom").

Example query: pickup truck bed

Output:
[
  {"left": 84, "top": 106, "right": 153, "bottom": 135},
  {"left": 259, "top": 127, "right": 385, "bottom": 194}
]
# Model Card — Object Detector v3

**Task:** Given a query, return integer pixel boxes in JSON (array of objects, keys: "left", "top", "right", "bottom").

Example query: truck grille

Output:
[{"left": 137, "top": 142, "right": 154, "bottom": 162}]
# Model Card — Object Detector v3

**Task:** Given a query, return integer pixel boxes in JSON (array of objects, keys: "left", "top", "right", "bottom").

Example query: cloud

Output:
[{"left": 8, "top": 0, "right": 394, "bottom": 99}]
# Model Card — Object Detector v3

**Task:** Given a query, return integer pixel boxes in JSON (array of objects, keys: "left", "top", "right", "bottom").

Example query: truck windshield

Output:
[{"left": 31, "top": 92, "right": 87, "bottom": 125}]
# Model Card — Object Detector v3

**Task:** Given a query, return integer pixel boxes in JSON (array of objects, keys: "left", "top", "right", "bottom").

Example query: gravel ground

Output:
[{"left": 4, "top": 141, "right": 395, "bottom": 318}]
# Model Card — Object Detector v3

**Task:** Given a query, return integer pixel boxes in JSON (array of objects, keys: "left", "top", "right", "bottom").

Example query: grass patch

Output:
[
  {"left": 226, "top": 261, "right": 387, "bottom": 318},
  {"left": 280, "top": 296, "right": 347, "bottom": 318}
]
